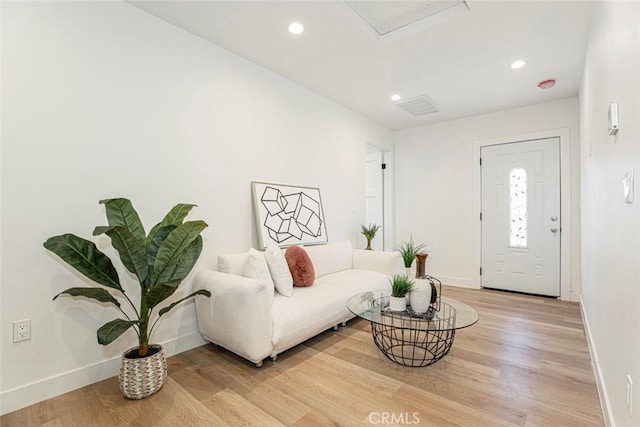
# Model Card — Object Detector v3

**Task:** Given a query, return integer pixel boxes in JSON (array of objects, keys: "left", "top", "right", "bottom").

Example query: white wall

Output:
[
  {"left": 394, "top": 98, "right": 581, "bottom": 297},
  {"left": 579, "top": 2, "right": 640, "bottom": 425},
  {"left": 0, "top": 1, "right": 392, "bottom": 413}
]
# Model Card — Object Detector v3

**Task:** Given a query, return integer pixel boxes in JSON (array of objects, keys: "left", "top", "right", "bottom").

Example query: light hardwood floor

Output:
[{"left": 1, "top": 286, "right": 604, "bottom": 426}]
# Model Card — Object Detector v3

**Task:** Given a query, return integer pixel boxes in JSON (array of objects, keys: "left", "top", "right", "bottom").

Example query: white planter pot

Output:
[
  {"left": 409, "top": 279, "right": 433, "bottom": 314},
  {"left": 389, "top": 296, "right": 407, "bottom": 312},
  {"left": 405, "top": 266, "right": 414, "bottom": 278}
]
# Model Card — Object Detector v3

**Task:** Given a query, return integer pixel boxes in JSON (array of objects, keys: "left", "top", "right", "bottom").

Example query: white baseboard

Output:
[
  {"left": 0, "top": 332, "right": 207, "bottom": 416},
  {"left": 579, "top": 294, "right": 615, "bottom": 427},
  {"left": 437, "top": 276, "right": 479, "bottom": 289},
  {"left": 564, "top": 293, "right": 580, "bottom": 303}
]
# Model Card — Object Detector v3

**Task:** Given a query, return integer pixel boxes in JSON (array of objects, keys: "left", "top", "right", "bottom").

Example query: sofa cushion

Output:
[
  {"left": 313, "top": 269, "right": 392, "bottom": 295},
  {"left": 285, "top": 246, "right": 315, "bottom": 287},
  {"left": 304, "top": 241, "right": 352, "bottom": 278},
  {"left": 243, "top": 248, "right": 275, "bottom": 300},
  {"left": 271, "top": 269, "right": 391, "bottom": 351},
  {"left": 265, "top": 245, "right": 294, "bottom": 297},
  {"left": 218, "top": 253, "right": 248, "bottom": 275},
  {"left": 352, "top": 249, "right": 405, "bottom": 276}
]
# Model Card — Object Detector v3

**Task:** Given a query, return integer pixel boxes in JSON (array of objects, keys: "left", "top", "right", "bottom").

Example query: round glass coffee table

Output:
[{"left": 346, "top": 291, "right": 479, "bottom": 367}]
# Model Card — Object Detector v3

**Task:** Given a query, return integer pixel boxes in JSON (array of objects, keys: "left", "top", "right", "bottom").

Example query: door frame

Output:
[
  {"left": 473, "top": 128, "right": 575, "bottom": 301},
  {"left": 365, "top": 143, "right": 394, "bottom": 251}
]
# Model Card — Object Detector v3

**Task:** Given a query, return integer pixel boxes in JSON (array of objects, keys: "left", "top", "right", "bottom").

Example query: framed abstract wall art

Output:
[{"left": 251, "top": 181, "right": 328, "bottom": 248}]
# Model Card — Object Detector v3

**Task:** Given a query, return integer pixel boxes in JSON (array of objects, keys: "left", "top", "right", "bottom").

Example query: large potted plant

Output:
[{"left": 44, "top": 198, "right": 211, "bottom": 399}]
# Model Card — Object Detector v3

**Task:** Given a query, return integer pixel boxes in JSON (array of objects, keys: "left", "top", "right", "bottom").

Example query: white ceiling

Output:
[{"left": 129, "top": 1, "right": 593, "bottom": 131}]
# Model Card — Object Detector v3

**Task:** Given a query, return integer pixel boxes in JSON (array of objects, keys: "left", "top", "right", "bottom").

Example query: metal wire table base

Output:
[{"left": 370, "top": 305, "right": 456, "bottom": 367}]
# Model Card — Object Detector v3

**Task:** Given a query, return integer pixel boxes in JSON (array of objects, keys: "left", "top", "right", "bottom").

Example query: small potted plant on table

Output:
[
  {"left": 361, "top": 223, "right": 381, "bottom": 250},
  {"left": 389, "top": 274, "right": 414, "bottom": 311},
  {"left": 395, "top": 236, "right": 426, "bottom": 277}
]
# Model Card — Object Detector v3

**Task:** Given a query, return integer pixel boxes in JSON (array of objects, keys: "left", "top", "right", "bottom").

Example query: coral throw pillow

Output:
[{"left": 285, "top": 246, "right": 315, "bottom": 287}]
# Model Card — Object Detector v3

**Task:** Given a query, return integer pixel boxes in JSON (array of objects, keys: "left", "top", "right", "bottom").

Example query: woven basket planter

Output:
[{"left": 119, "top": 344, "right": 167, "bottom": 400}]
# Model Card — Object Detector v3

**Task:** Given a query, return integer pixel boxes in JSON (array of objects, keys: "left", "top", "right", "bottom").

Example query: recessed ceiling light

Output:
[
  {"left": 511, "top": 60, "right": 526, "bottom": 69},
  {"left": 390, "top": 94, "right": 401, "bottom": 102},
  {"left": 288, "top": 22, "right": 304, "bottom": 35}
]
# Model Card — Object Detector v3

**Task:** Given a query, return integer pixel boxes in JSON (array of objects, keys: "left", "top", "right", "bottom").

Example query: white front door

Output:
[
  {"left": 481, "top": 138, "right": 561, "bottom": 296},
  {"left": 365, "top": 150, "right": 384, "bottom": 250}
]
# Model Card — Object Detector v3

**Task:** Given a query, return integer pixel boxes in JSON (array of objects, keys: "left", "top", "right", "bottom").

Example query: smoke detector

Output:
[{"left": 538, "top": 78, "right": 556, "bottom": 90}]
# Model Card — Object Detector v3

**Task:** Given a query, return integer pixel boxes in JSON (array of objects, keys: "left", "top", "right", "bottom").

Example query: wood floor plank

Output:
[
  {"left": 1, "top": 286, "right": 604, "bottom": 426},
  {"left": 106, "top": 378, "right": 229, "bottom": 426},
  {"left": 201, "top": 388, "right": 284, "bottom": 426},
  {"left": 243, "top": 381, "right": 311, "bottom": 426},
  {"left": 393, "top": 384, "right": 523, "bottom": 427},
  {"left": 291, "top": 410, "right": 340, "bottom": 427}
]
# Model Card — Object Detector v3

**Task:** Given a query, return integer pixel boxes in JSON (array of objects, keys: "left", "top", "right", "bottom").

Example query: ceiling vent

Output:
[{"left": 394, "top": 95, "right": 440, "bottom": 116}]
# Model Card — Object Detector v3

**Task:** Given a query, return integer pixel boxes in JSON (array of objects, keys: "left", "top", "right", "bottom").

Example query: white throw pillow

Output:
[
  {"left": 264, "top": 245, "right": 294, "bottom": 297},
  {"left": 243, "top": 248, "right": 275, "bottom": 300},
  {"left": 218, "top": 253, "right": 249, "bottom": 275}
]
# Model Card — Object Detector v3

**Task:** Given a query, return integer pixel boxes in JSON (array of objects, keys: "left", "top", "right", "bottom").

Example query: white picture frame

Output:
[{"left": 251, "top": 181, "right": 328, "bottom": 249}]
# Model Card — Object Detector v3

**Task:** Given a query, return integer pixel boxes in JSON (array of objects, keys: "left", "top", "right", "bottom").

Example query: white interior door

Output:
[
  {"left": 481, "top": 138, "right": 560, "bottom": 296},
  {"left": 365, "top": 150, "right": 384, "bottom": 250}
]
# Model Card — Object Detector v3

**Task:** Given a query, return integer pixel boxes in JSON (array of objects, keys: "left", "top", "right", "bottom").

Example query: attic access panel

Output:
[{"left": 345, "top": 1, "right": 468, "bottom": 37}]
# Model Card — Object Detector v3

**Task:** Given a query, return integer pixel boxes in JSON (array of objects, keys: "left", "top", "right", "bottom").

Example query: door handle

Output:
[
  {"left": 551, "top": 228, "right": 559, "bottom": 233},
  {"left": 550, "top": 216, "right": 558, "bottom": 222}
]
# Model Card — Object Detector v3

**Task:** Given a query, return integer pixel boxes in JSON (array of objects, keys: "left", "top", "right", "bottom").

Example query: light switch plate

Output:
[
  {"left": 623, "top": 170, "right": 634, "bottom": 204},
  {"left": 609, "top": 102, "right": 619, "bottom": 136}
]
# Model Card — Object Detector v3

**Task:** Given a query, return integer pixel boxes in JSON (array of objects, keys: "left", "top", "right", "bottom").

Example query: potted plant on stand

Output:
[
  {"left": 44, "top": 198, "right": 211, "bottom": 399},
  {"left": 395, "top": 236, "right": 426, "bottom": 278},
  {"left": 389, "top": 274, "right": 414, "bottom": 311},
  {"left": 360, "top": 223, "right": 381, "bottom": 250}
]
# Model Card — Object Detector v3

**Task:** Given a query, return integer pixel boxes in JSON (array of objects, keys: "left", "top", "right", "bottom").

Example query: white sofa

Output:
[{"left": 194, "top": 240, "right": 404, "bottom": 367}]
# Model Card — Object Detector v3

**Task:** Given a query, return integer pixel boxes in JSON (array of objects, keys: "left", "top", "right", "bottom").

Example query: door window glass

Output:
[{"left": 509, "top": 167, "right": 527, "bottom": 248}]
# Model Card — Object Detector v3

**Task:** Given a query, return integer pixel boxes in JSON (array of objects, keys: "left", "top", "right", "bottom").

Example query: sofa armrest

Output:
[
  {"left": 194, "top": 270, "right": 274, "bottom": 364},
  {"left": 352, "top": 249, "right": 405, "bottom": 277}
]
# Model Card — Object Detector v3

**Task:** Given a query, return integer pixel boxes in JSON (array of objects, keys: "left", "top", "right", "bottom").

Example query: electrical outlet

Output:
[{"left": 13, "top": 319, "right": 31, "bottom": 343}]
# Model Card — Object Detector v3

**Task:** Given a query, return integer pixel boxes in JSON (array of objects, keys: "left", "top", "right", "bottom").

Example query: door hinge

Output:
[
  {"left": 480, "top": 267, "right": 483, "bottom": 276},
  {"left": 381, "top": 163, "right": 387, "bottom": 170},
  {"left": 479, "top": 157, "right": 482, "bottom": 166},
  {"left": 480, "top": 212, "right": 483, "bottom": 221}
]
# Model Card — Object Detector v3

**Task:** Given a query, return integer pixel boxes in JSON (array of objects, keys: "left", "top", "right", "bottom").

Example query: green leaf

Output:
[
  {"left": 146, "top": 237, "right": 203, "bottom": 306},
  {"left": 97, "top": 319, "right": 137, "bottom": 345},
  {"left": 158, "top": 289, "right": 211, "bottom": 317},
  {"left": 93, "top": 225, "right": 148, "bottom": 282},
  {"left": 153, "top": 221, "right": 207, "bottom": 286},
  {"left": 98, "top": 198, "right": 145, "bottom": 246},
  {"left": 146, "top": 284, "right": 177, "bottom": 309},
  {"left": 146, "top": 225, "right": 177, "bottom": 289},
  {"left": 44, "top": 234, "right": 122, "bottom": 291},
  {"left": 161, "top": 203, "right": 197, "bottom": 224},
  {"left": 146, "top": 204, "right": 197, "bottom": 247},
  {"left": 161, "top": 236, "right": 203, "bottom": 287},
  {"left": 53, "top": 287, "right": 121, "bottom": 307},
  {"left": 147, "top": 225, "right": 176, "bottom": 266}
]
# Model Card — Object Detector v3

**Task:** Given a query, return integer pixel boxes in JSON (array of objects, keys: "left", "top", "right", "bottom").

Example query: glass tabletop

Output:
[{"left": 346, "top": 291, "right": 479, "bottom": 331}]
